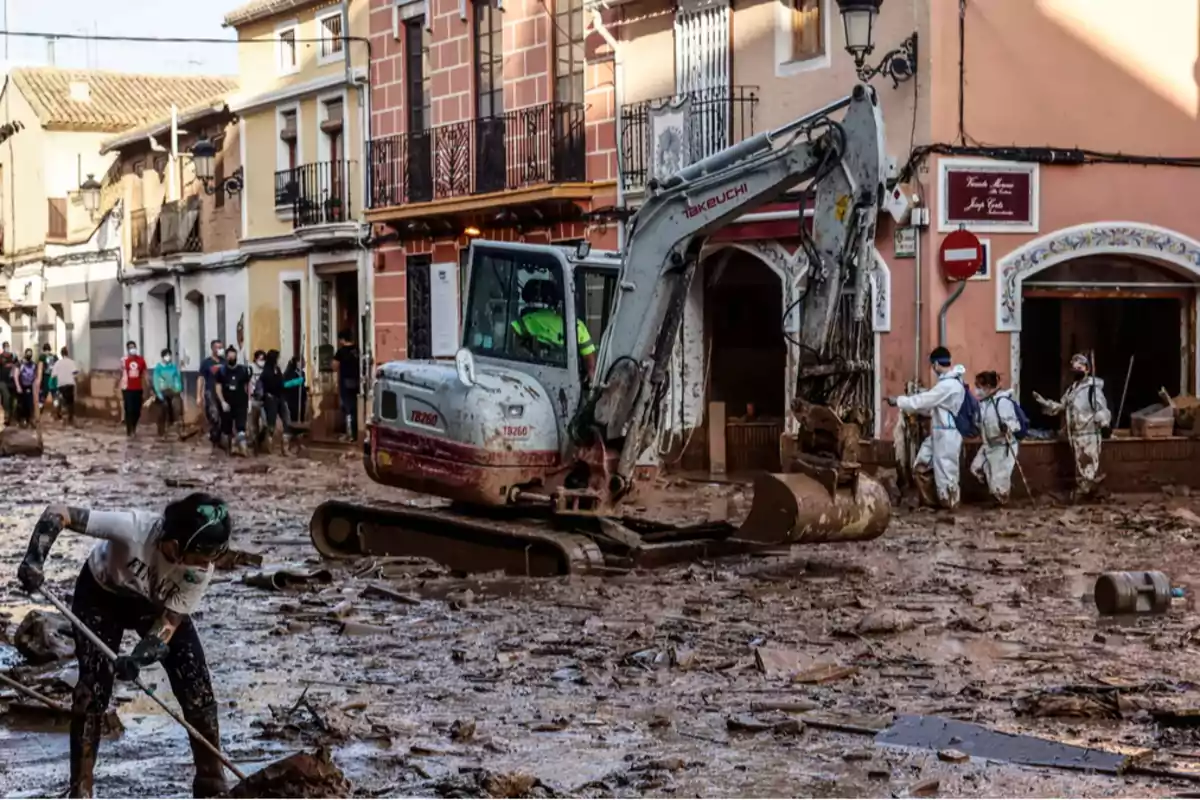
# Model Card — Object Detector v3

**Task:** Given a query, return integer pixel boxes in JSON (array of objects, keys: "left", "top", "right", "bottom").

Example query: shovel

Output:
[
  {"left": 38, "top": 587, "right": 349, "bottom": 797},
  {"left": 38, "top": 586, "right": 247, "bottom": 781}
]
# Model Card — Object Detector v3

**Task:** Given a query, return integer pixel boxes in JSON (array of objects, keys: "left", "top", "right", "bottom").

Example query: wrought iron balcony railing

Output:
[
  {"left": 619, "top": 86, "right": 759, "bottom": 193},
  {"left": 367, "top": 102, "right": 586, "bottom": 209},
  {"left": 276, "top": 160, "right": 357, "bottom": 228}
]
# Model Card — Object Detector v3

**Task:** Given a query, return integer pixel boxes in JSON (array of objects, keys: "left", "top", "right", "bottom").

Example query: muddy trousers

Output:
[
  {"left": 204, "top": 392, "right": 222, "bottom": 445},
  {"left": 15, "top": 387, "right": 34, "bottom": 426},
  {"left": 1070, "top": 428, "right": 1103, "bottom": 497},
  {"left": 156, "top": 393, "right": 182, "bottom": 436},
  {"left": 122, "top": 389, "right": 143, "bottom": 435},
  {"left": 69, "top": 566, "right": 224, "bottom": 799},
  {"left": 59, "top": 385, "right": 76, "bottom": 424},
  {"left": 0, "top": 381, "right": 12, "bottom": 424}
]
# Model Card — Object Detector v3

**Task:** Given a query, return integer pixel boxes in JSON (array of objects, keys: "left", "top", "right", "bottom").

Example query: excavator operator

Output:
[{"left": 511, "top": 278, "right": 596, "bottom": 380}]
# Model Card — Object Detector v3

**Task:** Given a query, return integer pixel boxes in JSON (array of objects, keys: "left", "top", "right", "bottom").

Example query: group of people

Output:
[
  {"left": 119, "top": 340, "right": 310, "bottom": 454},
  {"left": 890, "top": 347, "right": 1111, "bottom": 509},
  {"left": 0, "top": 341, "right": 81, "bottom": 428}
]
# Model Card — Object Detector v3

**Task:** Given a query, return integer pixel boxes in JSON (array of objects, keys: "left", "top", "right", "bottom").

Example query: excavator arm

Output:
[{"left": 585, "top": 84, "right": 887, "bottom": 489}]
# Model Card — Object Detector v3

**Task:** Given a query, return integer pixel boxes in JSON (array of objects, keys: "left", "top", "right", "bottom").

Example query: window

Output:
[
  {"left": 473, "top": 0, "right": 503, "bottom": 119},
  {"left": 319, "top": 11, "right": 345, "bottom": 62},
  {"left": 574, "top": 269, "right": 616, "bottom": 365},
  {"left": 554, "top": 0, "right": 585, "bottom": 105},
  {"left": 405, "top": 18, "right": 431, "bottom": 132},
  {"left": 462, "top": 247, "right": 570, "bottom": 369},
  {"left": 790, "top": 0, "right": 824, "bottom": 62},
  {"left": 216, "top": 294, "right": 227, "bottom": 346},
  {"left": 277, "top": 27, "right": 298, "bottom": 73},
  {"left": 281, "top": 110, "right": 298, "bottom": 169}
]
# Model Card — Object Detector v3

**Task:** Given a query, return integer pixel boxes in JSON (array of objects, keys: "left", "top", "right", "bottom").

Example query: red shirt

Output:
[{"left": 122, "top": 355, "right": 148, "bottom": 391}]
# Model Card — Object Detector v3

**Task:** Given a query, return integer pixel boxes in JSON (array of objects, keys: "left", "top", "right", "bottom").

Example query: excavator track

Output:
[{"left": 310, "top": 500, "right": 607, "bottom": 577}]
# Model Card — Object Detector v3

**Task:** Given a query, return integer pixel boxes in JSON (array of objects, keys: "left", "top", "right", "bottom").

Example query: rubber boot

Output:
[
  {"left": 188, "top": 704, "right": 229, "bottom": 798},
  {"left": 69, "top": 712, "right": 104, "bottom": 798}
]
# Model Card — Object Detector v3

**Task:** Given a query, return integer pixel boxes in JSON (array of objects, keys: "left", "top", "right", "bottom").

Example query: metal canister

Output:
[{"left": 1094, "top": 571, "right": 1172, "bottom": 616}]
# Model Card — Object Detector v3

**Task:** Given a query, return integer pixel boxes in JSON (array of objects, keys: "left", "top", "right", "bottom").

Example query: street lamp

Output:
[
  {"left": 834, "top": 0, "right": 881, "bottom": 67},
  {"left": 189, "top": 137, "right": 244, "bottom": 198},
  {"left": 79, "top": 174, "right": 101, "bottom": 214},
  {"left": 835, "top": 0, "right": 917, "bottom": 88}
]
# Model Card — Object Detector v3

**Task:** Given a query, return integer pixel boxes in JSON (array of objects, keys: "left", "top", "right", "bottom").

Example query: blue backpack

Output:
[
  {"left": 1004, "top": 396, "right": 1031, "bottom": 440},
  {"left": 952, "top": 379, "right": 981, "bottom": 438}
]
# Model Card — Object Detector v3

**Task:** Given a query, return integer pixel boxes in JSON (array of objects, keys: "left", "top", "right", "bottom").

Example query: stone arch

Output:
[{"left": 996, "top": 221, "right": 1200, "bottom": 396}]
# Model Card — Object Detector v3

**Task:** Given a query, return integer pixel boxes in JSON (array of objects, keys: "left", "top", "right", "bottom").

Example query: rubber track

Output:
[{"left": 310, "top": 500, "right": 607, "bottom": 577}]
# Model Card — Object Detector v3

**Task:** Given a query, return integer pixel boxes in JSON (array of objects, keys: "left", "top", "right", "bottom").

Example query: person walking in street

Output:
[
  {"left": 38, "top": 342, "right": 58, "bottom": 417},
  {"left": 247, "top": 350, "right": 266, "bottom": 450},
  {"left": 331, "top": 331, "right": 360, "bottom": 443},
  {"left": 255, "top": 350, "right": 285, "bottom": 453},
  {"left": 196, "top": 340, "right": 224, "bottom": 452},
  {"left": 970, "top": 370, "right": 1025, "bottom": 505},
  {"left": 282, "top": 355, "right": 307, "bottom": 450},
  {"left": 1034, "top": 353, "right": 1111, "bottom": 501},
  {"left": 215, "top": 346, "right": 251, "bottom": 456},
  {"left": 120, "top": 341, "right": 148, "bottom": 437},
  {"left": 887, "top": 347, "right": 969, "bottom": 510},
  {"left": 16, "top": 494, "right": 234, "bottom": 798},
  {"left": 51, "top": 347, "right": 79, "bottom": 426},
  {"left": 153, "top": 349, "right": 184, "bottom": 439},
  {"left": 15, "top": 348, "right": 38, "bottom": 427},
  {"left": 0, "top": 341, "right": 15, "bottom": 426}
]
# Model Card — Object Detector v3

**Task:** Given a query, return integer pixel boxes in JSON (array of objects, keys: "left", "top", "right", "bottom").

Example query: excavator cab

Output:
[{"left": 365, "top": 241, "right": 619, "bottom": 507}]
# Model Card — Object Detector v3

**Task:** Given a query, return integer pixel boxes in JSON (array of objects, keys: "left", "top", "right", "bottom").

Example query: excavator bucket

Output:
[{"left": 736, "top": 470, "right": 890, "bottom": 545}]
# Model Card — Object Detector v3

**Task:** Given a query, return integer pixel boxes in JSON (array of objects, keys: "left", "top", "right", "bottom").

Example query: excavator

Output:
[{"left": 312, "top": 83, "right": 893, "bottom": 576}]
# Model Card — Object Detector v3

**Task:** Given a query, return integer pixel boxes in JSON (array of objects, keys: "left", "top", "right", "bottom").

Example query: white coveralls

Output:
[
  {"left": 1038, "top": 377, "right": 1111, "bottom": 496},
  {"left": 897, "top": 365, "right": 967, "bottom": 509},
  {"left": 971, "top": 390, "right": 1021, "bottom": 503}
]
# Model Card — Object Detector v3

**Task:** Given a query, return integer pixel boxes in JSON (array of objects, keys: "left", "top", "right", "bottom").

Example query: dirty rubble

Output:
[{"left": 6, "top": 427, "right": 1200, "bottom": 797}]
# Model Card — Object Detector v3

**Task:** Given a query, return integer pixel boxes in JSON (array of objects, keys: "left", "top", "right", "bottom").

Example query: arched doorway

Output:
[
  {"left": 705, "top": 248, "right": 786, "bottom": 471},
  {"left": 997, "top": 222, "right": 1200, "bottom": 426}
]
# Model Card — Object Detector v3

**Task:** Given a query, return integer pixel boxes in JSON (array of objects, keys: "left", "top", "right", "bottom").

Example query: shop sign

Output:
[
  {"left": 939, "top": 160, "right": 1039, "bottom": 233},
  {"left": 894, "top": 226, "right": 917, "bottom": 259}
]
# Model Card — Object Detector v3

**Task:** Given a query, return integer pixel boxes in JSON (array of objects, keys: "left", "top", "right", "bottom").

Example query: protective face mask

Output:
[
  {"left": 164, "top": 356, "right": 173, "bottom": 364},
  {"left": 256, "top": 360, "right": 265, "bottom": 368},
  {"left": 128, "top": 347, "right": 138, "bottom": 356},
  {"left": 1073, "top": 369, "right": 1087, "bottom": 378},
  {"left": 227, "top": 357, "right": 237, "bottom": 365}
]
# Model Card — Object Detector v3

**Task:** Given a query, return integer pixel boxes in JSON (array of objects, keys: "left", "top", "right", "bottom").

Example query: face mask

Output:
[
  {"left": 256, "top": 359, "right": 265, "bottom": 368},
  {"left": 24, "top": 355, "right": 32, "bottom": 362},
  {"left": 128, "top": 347, "right": 138, "bottom": 356},
  {"left": 164, "top": 355, "right": 173, "bottom": 364},
  {"left": 1073, "top": 369, "right": 1087, "bottom": 378}
]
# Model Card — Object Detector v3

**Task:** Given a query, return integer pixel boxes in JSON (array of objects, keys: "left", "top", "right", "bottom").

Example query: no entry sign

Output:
[{"left": 939, "top": 228, "right": 983, "bottom": 281}]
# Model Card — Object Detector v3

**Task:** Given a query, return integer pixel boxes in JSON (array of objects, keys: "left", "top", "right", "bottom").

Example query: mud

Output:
[{"left": 2, "top": 424, "right": 1200, "bottom": 796}]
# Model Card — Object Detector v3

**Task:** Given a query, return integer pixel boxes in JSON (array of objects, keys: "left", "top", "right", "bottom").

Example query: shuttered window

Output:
[{"left": 791, "top": 0, "right": 823, "bottom": 62}]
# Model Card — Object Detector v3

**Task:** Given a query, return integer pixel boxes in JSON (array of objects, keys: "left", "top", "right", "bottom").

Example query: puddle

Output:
[{"left": 876, "top": 714, "right": 1126, "bottom": 773}]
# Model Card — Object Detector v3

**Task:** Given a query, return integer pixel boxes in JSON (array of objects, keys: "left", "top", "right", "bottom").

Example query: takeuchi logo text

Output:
[{"left": 684, "top": 183, "right": 748, "bottom": 219}]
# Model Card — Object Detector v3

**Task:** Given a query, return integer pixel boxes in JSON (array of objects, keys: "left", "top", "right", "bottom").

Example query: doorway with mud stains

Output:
[
  {"left": 705, "top": 251, "right": 786, "bottom": 471},
  {"left": 1020, "top": 255, "right": 1192, "bottom": 431}
]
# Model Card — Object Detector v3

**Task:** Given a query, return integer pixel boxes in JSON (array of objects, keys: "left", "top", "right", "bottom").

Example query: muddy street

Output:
[{"left": 2, "top": 427, "right": 1200, "bottom": 797}]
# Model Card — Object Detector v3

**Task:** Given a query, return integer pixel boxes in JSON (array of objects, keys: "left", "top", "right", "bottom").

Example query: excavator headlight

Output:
[{"left": 506, "top": 404, "right": 524, "bottom": 418}]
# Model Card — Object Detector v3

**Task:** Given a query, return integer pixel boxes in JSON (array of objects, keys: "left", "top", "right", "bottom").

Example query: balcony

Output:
[
  {"left": 130, "top": 199, "right": 201, "bottom": 262},
  {"left": 367, "top": 102, "right": 587, "bottom": 220},
  {"left": 276, "top": 160, "right": 357, "bottom": 229},
  {"left": 620, "top": 86, "right": 759, "bottom": 194}
]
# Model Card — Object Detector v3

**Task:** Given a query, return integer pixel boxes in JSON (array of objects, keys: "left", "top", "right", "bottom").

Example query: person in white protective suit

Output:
[
  {"left": 887, "top": 347, "right": 967, "bottom": 510},
  {"left": 970, "top": 370, "right": 1021, "bottom": 504},
  {"left": 1033, "top": 352, "right": 1111, "bottom": 500}
]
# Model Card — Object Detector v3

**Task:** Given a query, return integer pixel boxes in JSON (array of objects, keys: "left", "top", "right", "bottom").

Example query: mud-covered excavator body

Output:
[{"left": 316, "top": 84, "right": 894, "bottom": 574}]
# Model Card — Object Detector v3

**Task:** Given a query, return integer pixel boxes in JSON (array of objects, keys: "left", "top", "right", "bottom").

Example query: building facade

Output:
[
  {"left": 364, "top": 0, "right": 619, "bottom": 364},
  {"left": 0, "top": 66, "right": 237, "bottom": 397},
  {"left": 100, "top": 99, "right": 246, "bottom": 400},
  {"left": 225, "top": 0, "right": 372, "bottom": 441}
]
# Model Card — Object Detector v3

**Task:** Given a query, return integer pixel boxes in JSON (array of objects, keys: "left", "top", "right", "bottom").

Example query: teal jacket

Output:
[{"left": 152, "top": 362, "right": 183, "bottom": 398}]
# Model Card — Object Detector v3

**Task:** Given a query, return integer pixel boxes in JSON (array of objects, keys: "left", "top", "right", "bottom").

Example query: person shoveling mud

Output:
[
  {"left": 14, "top": 494, "right": 352, "bottom": 799},
  {"left": 16, "top": 494, "right": 235, "bottom": 798}
]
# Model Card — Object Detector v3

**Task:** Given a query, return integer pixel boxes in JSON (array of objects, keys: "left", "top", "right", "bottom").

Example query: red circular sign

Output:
[{"left": 939, "top": 228, "right": 983, "bottom": 282}]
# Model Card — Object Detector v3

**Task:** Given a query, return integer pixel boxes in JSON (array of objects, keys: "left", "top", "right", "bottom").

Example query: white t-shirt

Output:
[
  {"left": 85, "top": 510, "right": 214, "bottom": 615},
  {"left": 51, "top": 357, "right": 79, "bottom": 387}
]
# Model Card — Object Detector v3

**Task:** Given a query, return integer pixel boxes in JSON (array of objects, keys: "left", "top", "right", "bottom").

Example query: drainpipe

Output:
[
  {"left": 913, "top": 221, "right": 922, "bottom": 382},
  {"left": 169, "top": 105, "right": 179, "bottom": 202},
  {"left": 937, "top": 279, "right": 966, "bottom": 348},
  {"left": 591, "top": 10, "right": 624, "bottom": 252}
]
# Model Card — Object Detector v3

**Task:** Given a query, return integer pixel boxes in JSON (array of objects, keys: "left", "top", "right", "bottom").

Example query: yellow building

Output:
[{"left": 224, "top": 0, "right": 370, "bottom": 441}]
